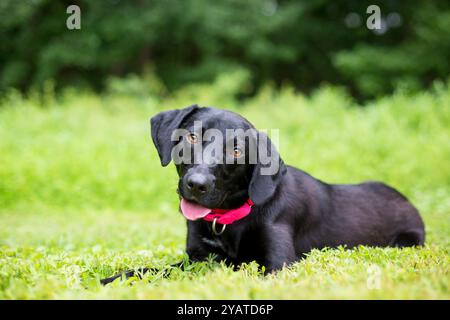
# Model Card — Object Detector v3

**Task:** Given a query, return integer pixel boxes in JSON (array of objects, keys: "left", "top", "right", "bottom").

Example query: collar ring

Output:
[{"left": 212, "top": 217, "right": 226, "bottom": 235}]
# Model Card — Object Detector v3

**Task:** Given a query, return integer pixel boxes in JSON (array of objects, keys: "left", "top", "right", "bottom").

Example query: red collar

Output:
[{"left": 203, "top": 199, "right": 254, "bottom": 225}]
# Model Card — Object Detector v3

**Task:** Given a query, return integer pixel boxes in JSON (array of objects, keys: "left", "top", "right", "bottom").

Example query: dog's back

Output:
[{"left": 282, "top": 167, "right": 425, "bottom": 254}]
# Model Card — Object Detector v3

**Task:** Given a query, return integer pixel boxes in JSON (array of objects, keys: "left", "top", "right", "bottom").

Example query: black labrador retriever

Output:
[{"left": 101, "top": 104, "right": 424, "bottom": 284}]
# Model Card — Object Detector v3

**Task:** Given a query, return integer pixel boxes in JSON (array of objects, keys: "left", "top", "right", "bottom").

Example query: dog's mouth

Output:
[
  {"left": 179, "top": 192, "right": 229, "bottom": 221},
  {"left": 180, "top": 198, "right": 211, "bottom": 220}
]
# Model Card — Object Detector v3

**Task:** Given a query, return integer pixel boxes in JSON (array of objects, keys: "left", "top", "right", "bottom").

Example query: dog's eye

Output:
[
  {"left": 233, "top": 147, "right": 243, "bottom": 158},
  {"left": 186, "top": 132, "right": 199, "bottom": 144}
]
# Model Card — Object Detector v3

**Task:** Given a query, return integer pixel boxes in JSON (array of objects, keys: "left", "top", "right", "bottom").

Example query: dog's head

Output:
[{"left": 150, "top": 104, "right": 286, "bottom": 220}]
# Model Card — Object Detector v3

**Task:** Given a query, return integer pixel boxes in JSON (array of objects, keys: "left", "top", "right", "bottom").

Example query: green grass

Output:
[{"left": 0, "top": 76, "right": 449, "bottom": 299}]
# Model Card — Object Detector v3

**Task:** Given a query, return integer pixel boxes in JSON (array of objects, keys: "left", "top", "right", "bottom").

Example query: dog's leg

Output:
[
  {"left": 391, "top": 228, "right": 425, "bottom": 247},
  {"left": 262, "top": 224, "right": 296, "bottom": 274}
]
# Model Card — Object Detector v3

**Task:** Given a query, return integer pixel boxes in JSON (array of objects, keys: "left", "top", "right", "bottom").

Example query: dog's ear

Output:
[
  {"left": 150, "top": 104, "right": 199, "bottom": 166},
  {"left": 248, "top": 131, "right": 286, "bottom": 206}
]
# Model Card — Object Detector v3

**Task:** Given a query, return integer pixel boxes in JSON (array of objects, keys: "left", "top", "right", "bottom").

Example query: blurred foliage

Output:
[
  {"left": 0, "top": 0, "right": 449, "bottom": 99},
  {"left": 2, "top": 72, "right": 449, "bottom": 212}
]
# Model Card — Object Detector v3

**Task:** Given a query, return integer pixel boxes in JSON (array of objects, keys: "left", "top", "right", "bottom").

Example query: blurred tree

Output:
[
  {"left": 334, "top": 1, "right": 450, "bottom": 97},
  {"left": 0, "top": 0, "right": 449, "bottom": 99}
]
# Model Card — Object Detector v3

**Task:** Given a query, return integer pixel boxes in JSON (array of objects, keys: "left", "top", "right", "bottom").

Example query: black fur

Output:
[{"left": 100, "top": 105, "right": 425, "bottom": 284}]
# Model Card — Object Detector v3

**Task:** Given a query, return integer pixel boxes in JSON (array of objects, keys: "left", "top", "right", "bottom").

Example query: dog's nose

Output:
[{"left": 186, "top": 174, "right": 213, "bottom": 195}]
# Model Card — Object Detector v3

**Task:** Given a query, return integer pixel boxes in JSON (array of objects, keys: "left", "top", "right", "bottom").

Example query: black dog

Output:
[{"left": 101, "top": 104, "right": 424, "bottom": 284}]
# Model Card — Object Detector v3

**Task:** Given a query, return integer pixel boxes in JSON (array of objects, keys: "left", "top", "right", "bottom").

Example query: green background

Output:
[{"left": 0, "top": 1, "right": 449, "bottom": 299}]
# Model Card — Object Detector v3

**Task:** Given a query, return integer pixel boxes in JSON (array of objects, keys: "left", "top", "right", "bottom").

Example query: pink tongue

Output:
[{"left": 180, "top": 198, "right": 211, "bottom": 220}]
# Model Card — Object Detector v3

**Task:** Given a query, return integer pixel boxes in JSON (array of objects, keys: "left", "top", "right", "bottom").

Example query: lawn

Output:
[{"left": 0, "top": 76, "right": 449, "bottom": 299}]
